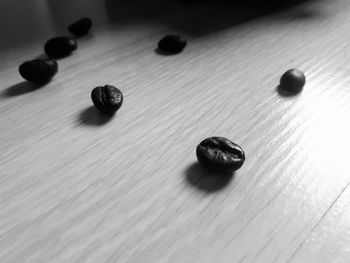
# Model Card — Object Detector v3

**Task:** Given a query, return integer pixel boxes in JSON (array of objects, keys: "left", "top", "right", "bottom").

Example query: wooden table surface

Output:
[{"left": 2, "top": 0, "right": 350, "bottom": 262}]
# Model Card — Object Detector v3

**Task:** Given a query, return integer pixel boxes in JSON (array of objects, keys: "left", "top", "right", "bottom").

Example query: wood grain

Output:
[{"left": 1, "top": 0, "right": 350, "bottom": 262}]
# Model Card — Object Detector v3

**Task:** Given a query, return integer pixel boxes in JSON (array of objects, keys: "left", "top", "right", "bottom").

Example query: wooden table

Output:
[{"left": 1, "top": 0, "right": 350, "bottom": 262}]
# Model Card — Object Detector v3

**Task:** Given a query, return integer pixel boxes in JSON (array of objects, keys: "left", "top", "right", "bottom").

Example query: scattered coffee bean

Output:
[
  {"left": 196, "top": 137, "right": 245, "bottom": 173},
  {"left": 280, "top": 69, "right": 305, "bottom": 93},
  {"left": 68, "top": 17, "right": 93, "bottom": 37},
  {"left": 91, "top": 85, "right": 123, "bottom": 115},
  {"left": 158, "top": 35, "right": 187, "bottom": 54},
  {"left": 19, "top": 58, "right": 58, "bottom": 84},
  {"left": 44, "top": 36, "right": 77, "bottom": 58}
]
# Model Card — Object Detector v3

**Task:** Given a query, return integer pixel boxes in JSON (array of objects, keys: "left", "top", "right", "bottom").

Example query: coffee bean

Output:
[
  {"left": 19, "top": 58, "right": 58, "bottom": 84},
  {"left": 280, "top": 69, "right": 305, "bottom": 93},
  {"left": 44, "top": 37, "right": 77, "bottom": 58},
  {"left": 91, "top": 85, "right": 123, "bottom": 115},
  {"left": 158, "top": 35, "right": 187, "bottom": 54},
  {"left": 196, "top": 137, "right": 245, "bottom": 173},
  {"left": 68, "top": 17, "right": 93, "bottom": 37}
]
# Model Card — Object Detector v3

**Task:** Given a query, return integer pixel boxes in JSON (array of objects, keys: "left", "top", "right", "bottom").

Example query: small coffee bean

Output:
[
  {"left": 158, "top": 35, "right": 187, "bottom": 54},
  {"left": 19, "top": 58, "right": 58, "bottom": 84},
  {"left": 44, "top": 36, "right": 77, "bottom": 58},
  {"left": 68, "top": 17, "right": 93, "bottom": 37},
  {"left": 196, "top": 137, "right": 245, "bottom": 173},
  {"left": 91, "top": 85, "right": 123, "bottom": 115},
  {"left": 280, "top": 69, "right": 305, "bottom": 93}
]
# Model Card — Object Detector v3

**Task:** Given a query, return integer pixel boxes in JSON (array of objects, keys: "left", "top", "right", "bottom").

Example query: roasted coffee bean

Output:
[
  {"left": 196, "top": 137, "right": 245, "bottom": 173},
  {"left": 44, "top": 37, "right": 77, "bottom": 58},
  {"left": 91, "top": 85, "right": 123, "bottom": 115},
  {"left": 19, "top": 58, "right": 58, "bottom": 84},
  {"left": 68, "top": 17, "right": 93, "bottom": 36},
  {"left": 280, "top": 69, "right": 305, "bottom": 93},
  {"left": 158, "top": 35, "right": 187, "bottom": 54}
]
